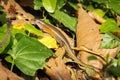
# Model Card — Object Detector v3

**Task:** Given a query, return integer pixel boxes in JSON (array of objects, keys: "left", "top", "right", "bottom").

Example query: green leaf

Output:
[
  {"left": 118, "top": 58, "right": 120, "bottom": 66},
  {"left": 111, "top": 59, "right": 118, "bottom": 67},
  {"left": 108, "top": 0, "right": 120, "bottom": 15},
  {"left": 116, "top": 52, "right": 120, "bottom": 59},
  {"left": 116, "top": 52, "right": 120, "bottom": 66},
  {"left": 109, "top": 66, "right": 120, "bottom": 77},
  {"left": 12, "top": 28, "right": 26, "bottom": 36},
  {"left": 92, "top": 0, "right": 120, "bottom": 15},
  {"left": 24, "top": 23, "right": 43, "bottom": 36},
  {"left": 82, "top": 4, "right": 94, "bottom": 10},
  {"left": 87, "top": 56, "right": 97, "bottom": 61},
  {"left": 0, "top": 24, "right": 10, "bottom": 53},
  {"left": 9, "top": 33, "right": 53, "bottom": 76},
  {"left": 92, "top": 0, "right": 108, "bottom": 3},
  {"left": 108, "top": 59, "right": 120, "bottom": 77},
  {"left": 34, "top": 0, "right": 42, "bottom": 10},
  {"left": 93, "top": 9, "right": 105, "bottom": 17},
  {"left": 106, "top": 53, "right": 111, "bottom": 64},
  {"left": 5, "top": 56, "right": 13, "bottom": 63},
  {"left": 10, "top": 28, "right": 27, "bottom": 49},
  {"left": 100, "top": 19, "right": 120, "bottom": 33},
  {"left": 42, "top": 0, "right": 57, "bottom": 13},
  {"left": 68, "top": 2, "right": 78, "bottom": 11},
  {"left": 0, "top": 6, "right": 3, "bottom": 10},
  {"left": 56, "top": 0, "right": 66, "bottom": 10},
  {"left": 50, "top": 10, "right": 77, "bottom": 32},
  {"left": 0, "top": 13, "right": 7, "bottom": 24},
  {"left": 100, "top": 33, "right": 120, "bottom": 49}
]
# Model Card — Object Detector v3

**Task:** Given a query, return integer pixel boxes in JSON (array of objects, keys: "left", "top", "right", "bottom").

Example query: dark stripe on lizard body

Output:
[{"left": 34, "top": 19, "right": 101, "bottom": 71}]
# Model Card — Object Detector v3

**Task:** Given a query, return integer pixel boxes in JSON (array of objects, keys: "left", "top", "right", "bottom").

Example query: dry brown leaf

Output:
[
  {"left": 45, "top": 47, "right": 72, "bottom": 80},
  {"left": 0, "top": 62, "right": 24, "bottom": 80},
  {"left": 76, "top": 4, "right": 120, "bottom": 69},
  {"left": 117, "top": 14, "right": 120, "bottom": 26},
  {"left": 1, "top": 0, "right": 34, "bottom": 24}
]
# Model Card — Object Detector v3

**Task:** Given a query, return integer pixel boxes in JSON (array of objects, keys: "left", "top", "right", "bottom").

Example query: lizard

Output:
[{"left": 33, "top": 19, "right": 105, "bottom": 71}]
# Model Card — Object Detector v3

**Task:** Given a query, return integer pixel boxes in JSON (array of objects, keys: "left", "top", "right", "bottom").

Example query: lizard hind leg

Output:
[{"left": 72, "top": 46, "right": 106, "bottom": 64}]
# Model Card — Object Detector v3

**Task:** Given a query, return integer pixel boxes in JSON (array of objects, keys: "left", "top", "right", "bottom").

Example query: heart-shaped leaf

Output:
[{"left": 9, "top": 33, "right": 53, "bottom": 76}]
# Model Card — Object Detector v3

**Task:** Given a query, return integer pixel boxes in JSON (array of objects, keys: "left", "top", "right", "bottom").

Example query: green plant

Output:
[{"left": 1, "top": 0, "right": 120, "bottom": 78}]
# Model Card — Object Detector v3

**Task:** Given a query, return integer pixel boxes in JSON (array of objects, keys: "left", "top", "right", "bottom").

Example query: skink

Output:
[{"left": 34, "top": 19, "right": 101, "bottom": 71}]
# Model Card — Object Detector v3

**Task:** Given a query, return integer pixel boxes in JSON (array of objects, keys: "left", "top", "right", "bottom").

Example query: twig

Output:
[{"left": 0, "top": 19, "right": 12, "bottom": 48}]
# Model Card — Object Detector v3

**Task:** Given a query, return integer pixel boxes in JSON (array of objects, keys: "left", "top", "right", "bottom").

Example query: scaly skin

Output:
[{"left": 34, "top": 19, "right": 101, "bottom": 71}]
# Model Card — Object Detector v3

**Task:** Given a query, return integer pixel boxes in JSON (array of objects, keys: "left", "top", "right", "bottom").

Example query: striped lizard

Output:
[{"left": 33, "top": 19, "right": 105, "bottom": 71}]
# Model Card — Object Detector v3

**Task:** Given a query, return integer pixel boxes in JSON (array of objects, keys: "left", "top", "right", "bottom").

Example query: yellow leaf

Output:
[
  {"left": 13, "top": 24, "right": 25, "bottom": 30},
  {"left": 38, "top": 36, "right": 58, "bottom": 49},
  {"left": 117, "top": 77, "right": 120, "bottom": 80}
]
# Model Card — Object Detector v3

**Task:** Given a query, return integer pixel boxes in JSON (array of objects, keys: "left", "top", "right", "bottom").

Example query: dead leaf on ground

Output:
[
  {"left": 45, "top": 47, "right": 72, "bottom": 80},
  {"left": 1, "top": 0, "right": 34, "bottom": 24},
  {"left": 76, "top": 4, "right": 120, "bottom": 69},
  {"left": 0, "top": 62, "right": 24, "bottom": 80}
]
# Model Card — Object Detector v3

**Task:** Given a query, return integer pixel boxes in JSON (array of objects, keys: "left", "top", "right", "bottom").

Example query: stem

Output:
[
  {"left": 11, "top": 59, "right": 15, "bottom": 71},
  {"left": 0, "top": 20, "right": 11, "bottom": 48}
]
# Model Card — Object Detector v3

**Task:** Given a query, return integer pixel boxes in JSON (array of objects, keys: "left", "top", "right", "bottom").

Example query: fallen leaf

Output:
[
  {"left": 38, "top": 36, "right": 58, "bottom": 49},
  {"left": 13, "top": 24, "right": 25, "bottom": 30},
  {"left": 45, "top": 47, "right": 72, "bottom": 80},
  {"left": 1, "top": 0, "right": 34, "bottom": 25},
  {"left": 76, "top": 4, "right": 120, "bottom": 70},
  {"left": 0, "top": 62, "right": 24, "bottom": 80}
]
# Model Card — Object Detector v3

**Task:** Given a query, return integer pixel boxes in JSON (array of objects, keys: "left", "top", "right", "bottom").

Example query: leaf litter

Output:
[{"left": 1, "top": 0, "right": 120, "bottom": 80}]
